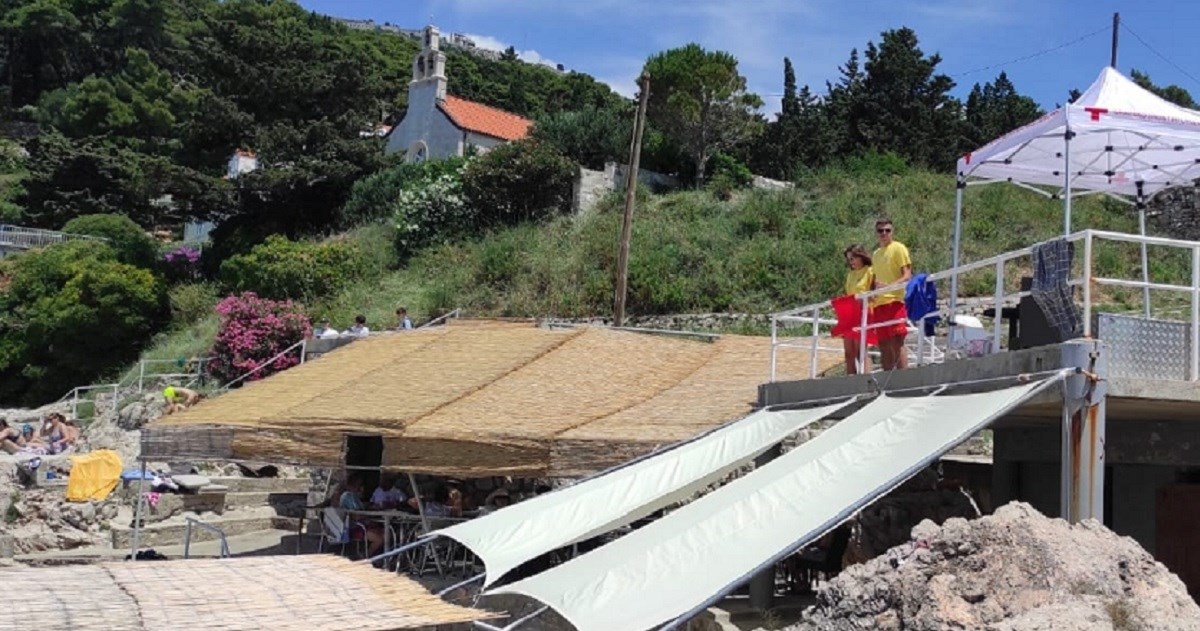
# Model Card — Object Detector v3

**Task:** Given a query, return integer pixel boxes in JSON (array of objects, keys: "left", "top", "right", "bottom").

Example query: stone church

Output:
[{"left": 384, "top": 26, "right": 531, "bottom": 161}]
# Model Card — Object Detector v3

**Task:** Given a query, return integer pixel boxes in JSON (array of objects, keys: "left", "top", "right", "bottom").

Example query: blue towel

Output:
[{"left": 905, "top": 273, "right": 940, "bottom": 336}]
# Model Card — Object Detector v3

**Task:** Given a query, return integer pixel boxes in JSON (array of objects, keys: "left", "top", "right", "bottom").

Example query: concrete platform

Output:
[{"left": 15, "top": 529, "right": 318, "bottom": 566}]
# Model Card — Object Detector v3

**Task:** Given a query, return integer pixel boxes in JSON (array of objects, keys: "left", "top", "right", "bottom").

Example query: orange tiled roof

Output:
[{"left": 438, "top": 95, "right": 531, "bottom": 141}]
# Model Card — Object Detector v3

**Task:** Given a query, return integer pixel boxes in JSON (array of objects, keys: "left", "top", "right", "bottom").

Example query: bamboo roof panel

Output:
[{"left": 0, "top": 555, "right": 494, "bottom": 631}]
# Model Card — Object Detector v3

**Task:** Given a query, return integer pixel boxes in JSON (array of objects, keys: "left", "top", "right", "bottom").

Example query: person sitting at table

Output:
[
  {"left": 369, "top": 475, "right": 408, "bottom": 509},
  {"left": 478, "top": 488, "right": 512, "bottom": 515},
  {"left": 339, "top": 476, "right": 384, "bottom": 557},
  {"left": 408, "top": 485, "right": 461, "bottom": 518}
]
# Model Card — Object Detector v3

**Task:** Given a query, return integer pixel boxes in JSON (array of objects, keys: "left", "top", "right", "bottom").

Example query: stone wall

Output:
[
  {"left": 572, "top": 162, "right": 681, "bottom": 213},
  {"left": 1150, "top": 184, "right": 1200, "bottom": 240}
]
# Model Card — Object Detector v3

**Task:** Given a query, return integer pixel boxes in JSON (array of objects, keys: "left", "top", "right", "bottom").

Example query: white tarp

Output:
[
  {"left": 490, "top": 380, "right": 1055, "bottom": 631},
  {"left": 435, "top": 400, "right": 854, "bottom": 588},
  {"left": 957, "top": 67, "right": 1200, "bottom": 196}
]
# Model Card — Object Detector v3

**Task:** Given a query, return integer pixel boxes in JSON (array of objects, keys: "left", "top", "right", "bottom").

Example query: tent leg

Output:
[
  {"left": 1062, "top": 129, "right": 1073, "bottom": 235},
  {"left": 1138, "top": 206, "right": 1150, "bottom": 319},
  {"left": 950, "top": 178, "right": 964, "bottom": 323},
  {"left": 130, "top": 460, "right": 147, "bottom": 561}
]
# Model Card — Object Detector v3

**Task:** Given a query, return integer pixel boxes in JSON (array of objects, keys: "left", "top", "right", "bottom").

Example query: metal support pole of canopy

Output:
[
  {"left": 950, "top": 178, "right": 965, "bottom": 334},
  {"left": 1136, "top": 181, "right": 1151, "bottom": 318},
  {"left": 1063, "top": 128, "right": 1074, "bottom": 236}
]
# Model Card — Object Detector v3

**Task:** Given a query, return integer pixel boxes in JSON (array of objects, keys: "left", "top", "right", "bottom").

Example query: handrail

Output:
[
  {"left": 769, "top": 228, "right": 1200, "bottom": 383},
  {"left": 183, "top": 516, "right": 231, "bottom": 559},
  {"left": 417, "top": 307, "right": 462, "bottom": 329},
  {"left": 217, "top": 339, "right": 307, "bottom": 391}
]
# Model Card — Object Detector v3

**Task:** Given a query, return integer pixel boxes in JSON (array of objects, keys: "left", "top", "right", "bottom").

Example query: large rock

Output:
[{"left": 791, "top": 502, "right": 1200, "bottom": 631}]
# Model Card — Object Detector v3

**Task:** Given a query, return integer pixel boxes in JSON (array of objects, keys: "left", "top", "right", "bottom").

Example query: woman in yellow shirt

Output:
[{"left": 833, "top": 244, "right": 874, "bottom": 374}]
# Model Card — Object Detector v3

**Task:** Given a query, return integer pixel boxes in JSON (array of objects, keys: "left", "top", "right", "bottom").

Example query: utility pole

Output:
[
  {"left": 1110, "top": 12, "right": 1120, "bottom": 68},
  {"left": 613, "top": 73, "right": 650, "bottom": 327}
]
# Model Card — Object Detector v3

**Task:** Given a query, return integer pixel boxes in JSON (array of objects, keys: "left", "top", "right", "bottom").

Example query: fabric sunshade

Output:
[
  {"left": 958, "top": 67, "right": 1200, "bottom": 196},
  {"left": 435, "top": 400, "right": 854, "bottom": 588},
  {"left": 489, "top": 379, "right": 1058, "bottom": 631}
]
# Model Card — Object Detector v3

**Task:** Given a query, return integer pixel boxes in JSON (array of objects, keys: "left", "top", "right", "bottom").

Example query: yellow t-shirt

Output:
[
  {"left": 844, "top": 266, "right": 873, "bottom": 297},
  {"left": 872, "top": 241, "right": 912, "bottom": 305}
]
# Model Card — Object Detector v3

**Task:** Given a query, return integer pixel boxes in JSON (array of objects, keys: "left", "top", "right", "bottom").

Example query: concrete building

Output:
[{"left": 384, "top": 26, "right": 531, "bottom": 162}]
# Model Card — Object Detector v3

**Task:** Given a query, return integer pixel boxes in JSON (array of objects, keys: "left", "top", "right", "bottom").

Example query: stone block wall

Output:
[{"left": 1151, "top": 184, "right": 1200, "bottom": 240}]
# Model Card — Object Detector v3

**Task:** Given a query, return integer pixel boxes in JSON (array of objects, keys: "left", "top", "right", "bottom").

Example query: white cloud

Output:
[{"left": 462, "top": 32, "right": 560, "bottom": 69}]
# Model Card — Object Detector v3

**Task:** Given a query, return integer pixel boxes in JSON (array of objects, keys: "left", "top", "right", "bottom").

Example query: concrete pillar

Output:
[
  {"left": 748, "top": 444, "right": 782, "bottom": 611},
  {"left": 1059, "top": 340, "right": 1108, "bottom": 523}
]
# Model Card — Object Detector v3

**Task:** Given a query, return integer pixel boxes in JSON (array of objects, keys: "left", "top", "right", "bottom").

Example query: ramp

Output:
[
  {"left": 488, "top": 377, "right": 1062, "bottom": 631},
  {"left": 435, "top": 400, "right": 854, "bottom": 587}
]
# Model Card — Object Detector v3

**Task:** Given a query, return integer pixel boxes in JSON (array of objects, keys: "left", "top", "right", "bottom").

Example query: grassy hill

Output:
[{"left": 130, "top": 166, "right": 1177, "bottom": 374}]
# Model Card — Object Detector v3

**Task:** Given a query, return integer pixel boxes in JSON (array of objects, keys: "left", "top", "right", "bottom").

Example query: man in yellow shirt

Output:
[{"left": 870, "top": 217, "right": 913, "bottom": 370}]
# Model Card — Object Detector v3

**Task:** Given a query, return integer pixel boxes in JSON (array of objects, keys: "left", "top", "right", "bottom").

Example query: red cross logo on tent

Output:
[{"left": 1084, "top": 107, "right": 1108, "bottom": 121}]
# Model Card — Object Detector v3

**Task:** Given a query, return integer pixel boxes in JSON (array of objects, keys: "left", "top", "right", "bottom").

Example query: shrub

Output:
[
  {"left": 219, "top": 235, "right": 368, "bottom": 302},
  {"left": 162, "top": 244, "right": 201, "bottom": 283},
  {"left": 0, "top": 240, "right": 169, "bottom": 404},
  {"left": 841, "top": 150, "right": 910, "bottom": 177},
  {"left": 531, "top": 105, "right": 632, "bottom": 170},
  {"left": 61, "top": 214, "right": 159, "bottom": 270},
  {"left": 169, "top": 282, "right": 220, "bottom": 329},
  {"left": 460, "top": 139, "right": 577, "bottom": 228},
  {"left": 706, "top": 152, "right": 754, "bottom": 200},
  {"left": 392, "top": 169, "right": 472, "bottom": 258},
  {"left": 339, "top": 157, "right": 468, "bottom": 228},
  {"left": 207, "top": 292, "right": 310, "bottom": 385}
]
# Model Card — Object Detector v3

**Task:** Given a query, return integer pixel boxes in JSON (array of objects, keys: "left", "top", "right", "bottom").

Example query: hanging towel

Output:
[
  {"left": 905, "top": 273, "right": 941, "bottom": 337},
  {"left": 830, "top": 295, "right": 878, "bottom": 345},
  {"left": 1031, "top": 239, "right": 1081, "bottom": 341}
]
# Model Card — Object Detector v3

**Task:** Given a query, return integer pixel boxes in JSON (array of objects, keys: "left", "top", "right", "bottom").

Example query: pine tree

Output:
[{"left": 781, "top": 57, "right": 799, "bottom": 119}]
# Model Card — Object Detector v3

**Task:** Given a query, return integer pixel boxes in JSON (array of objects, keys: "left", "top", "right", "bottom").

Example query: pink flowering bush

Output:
[
  {"left": 208, "top": 292, "right": 311, "bottom": 385},
  {"left": 163, "top": 245, "right": 201, "bottom": 282}
]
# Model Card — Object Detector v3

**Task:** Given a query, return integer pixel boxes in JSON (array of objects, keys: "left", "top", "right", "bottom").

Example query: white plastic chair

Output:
[
  {"left": 317, "top": 507, "right": 365, "bottom": 558},
  {"left": 948, "top": 315, "right": 992, "bottom": 358}
]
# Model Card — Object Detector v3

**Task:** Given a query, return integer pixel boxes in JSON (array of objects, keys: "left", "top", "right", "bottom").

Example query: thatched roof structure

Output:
[
  {"left": 142, "top": 321, "right": 832, "bottom": 477},
  {"left": 0, "top": 556, "right": 494, "bottom": 631}
]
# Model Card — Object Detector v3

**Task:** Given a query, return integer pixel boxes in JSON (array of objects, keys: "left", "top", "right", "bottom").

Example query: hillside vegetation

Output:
[{"left": 133, "top": 165, "right": 1169, "bottom": 371}]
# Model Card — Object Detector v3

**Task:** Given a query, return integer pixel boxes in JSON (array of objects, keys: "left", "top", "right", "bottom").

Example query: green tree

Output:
[
  {"left": 852, "top": 28, "right": 963, "bottom": 168},
  {"left": 0, "top": 239, "right": 167, "bottom": 404},
  {"left": 781, "top": 57, "right": 800, "bottom": 119},
  {"left": 460, "top": 139, "right": 576, "bottom": 226},
  {"left": 1130, "top": 69, "right": 1197, "bottom": 109},
  {"left": 964, "top": 72, "right": 1043, "bottom": 147},
  {"left": 643, "top": 44, "right": 764, "bottom": 182},
  {"left": 61, "top": 213, "right": 159, "bottom": 270},
  {"left": 531, "top": 104, "right": 633, "bottom": 170}
]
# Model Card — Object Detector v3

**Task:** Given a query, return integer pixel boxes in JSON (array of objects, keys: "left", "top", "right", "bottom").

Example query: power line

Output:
[
  {"left": 1120, "top": 21, "right": 1200, "bottom": 92},
  {"left": 949, "top": 25, "right": 1110, "bottom": 78}
]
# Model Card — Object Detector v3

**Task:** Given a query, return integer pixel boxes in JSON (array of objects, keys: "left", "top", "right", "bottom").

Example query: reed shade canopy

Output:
[
  {"left": 0, "top": 556, "right": 496, "bottom": 631},
  {"left": 142, "top": 321, "right": 833, "bottom": 477}
]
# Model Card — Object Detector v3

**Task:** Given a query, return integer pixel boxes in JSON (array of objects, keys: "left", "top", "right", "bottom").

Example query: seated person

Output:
[
  {"left": 339, "top": 476, "right": 384, "bottom": 556},
  {"left": 395, "top": 307, "right": 413, "bottom": 331},
  {"left": 408, "top": 485, "right": 462, "bottom": 518},
  {"left": 37, "top": 413, "right": 75, "bottom": 455},
  {"left": 345, "top": 315, "right": 370, "bottom": 337},
  {"left": 0, "top": 419, "right": 27, "bottom": 454},
  {"left": 478, "top": 488, "right": 512, "bottom": 515},
  {"left": 369, "top": 475, "right": 408, "bottom": 509},
  {"left": 313, "top": 318, "right": 340, "bottom": 339}
]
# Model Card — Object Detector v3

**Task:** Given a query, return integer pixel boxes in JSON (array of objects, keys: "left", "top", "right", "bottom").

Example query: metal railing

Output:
[
  {"left": 769, "top": 229, "right": 1200, "bottom": 383},
  {"left": 217, "top": 339, "right": 308, "bottom": 392},
  {"left": 183, "top": 517, "right": 231, "bottom": 559},
  {"left": 0, "top": 224, "right": 104, "bottom": 252},
  {"left": 417, "top": 307, "right": 462, "bottom": 329}
]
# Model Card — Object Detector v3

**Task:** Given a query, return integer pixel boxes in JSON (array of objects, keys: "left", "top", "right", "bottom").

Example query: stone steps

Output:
[
  {"left": 222, "top": 491, "right": 308, "bottom": 516},
  {"left": 204, "top": 476, "right": 312, "bottom": 494},
  {"left": 110, "top": 507, "right": 301, "bottom": 549}
]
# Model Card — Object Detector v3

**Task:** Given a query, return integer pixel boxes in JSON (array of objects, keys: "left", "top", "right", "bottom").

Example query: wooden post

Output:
[
  {"left": 1110, "top": 13, "right": 1120, "bottom": 68},
  {"left": 613, "top": 73, "right": 651, "bottom": 327}
]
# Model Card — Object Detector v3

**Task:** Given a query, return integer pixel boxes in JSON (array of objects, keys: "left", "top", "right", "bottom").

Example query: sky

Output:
[{"left": 297, "top": 0, "right": 1200, "bottom": 116}]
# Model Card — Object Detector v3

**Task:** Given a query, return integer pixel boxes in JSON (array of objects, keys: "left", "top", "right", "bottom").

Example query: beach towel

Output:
[
  {"left": 66, "top": 450, "right": 123, "bottom": 502},
  {"left": 830, "top": 294, "right": 878, "bottom": 345}
]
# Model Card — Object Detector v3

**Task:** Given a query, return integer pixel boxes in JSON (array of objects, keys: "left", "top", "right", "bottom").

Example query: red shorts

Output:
[{"left": 870, "top": 301, "right": 909, "bottom": 340}]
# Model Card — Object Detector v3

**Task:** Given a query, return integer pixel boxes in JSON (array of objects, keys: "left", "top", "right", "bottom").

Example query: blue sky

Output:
[{"left": 298, "top": 0, "right": 1198, "bottom": 115}]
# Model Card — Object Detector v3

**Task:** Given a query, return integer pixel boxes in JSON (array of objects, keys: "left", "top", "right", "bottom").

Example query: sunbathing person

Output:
[
  {"left": 0, "top": 419, "right": 27, "bottom": 454},
  {"left": 163, "top": 386, "right": 203, "bottom": 415}
]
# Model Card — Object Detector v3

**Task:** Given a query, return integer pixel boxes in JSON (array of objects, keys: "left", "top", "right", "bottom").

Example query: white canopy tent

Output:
[{"left": 952, "top": 67, "right": 1200, "bottom": 317}]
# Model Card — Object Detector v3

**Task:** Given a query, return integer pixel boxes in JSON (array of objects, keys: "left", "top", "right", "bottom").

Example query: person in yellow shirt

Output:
[
  {"left": 833, "top": 244, "right": 874, "bottom": 374},
  {"left": 870, "top": 217, "right": 913, "bottom": 370}
]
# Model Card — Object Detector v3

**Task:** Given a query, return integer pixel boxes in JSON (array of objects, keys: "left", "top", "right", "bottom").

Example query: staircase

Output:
[{"left": 109, "top": 476, "right": 312, "bottom": 552}]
